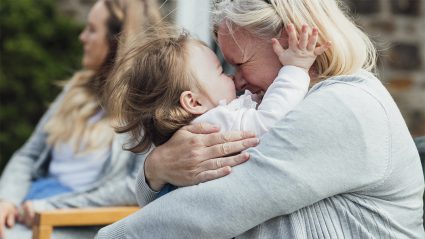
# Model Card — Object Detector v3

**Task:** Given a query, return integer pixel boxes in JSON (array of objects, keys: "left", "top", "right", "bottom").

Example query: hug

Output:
[{"left": 1, "top": 0, "right": 424, "bottom": 238}]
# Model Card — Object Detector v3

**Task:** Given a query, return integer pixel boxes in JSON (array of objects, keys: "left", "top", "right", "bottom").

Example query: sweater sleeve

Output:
[
  {"left": 194, "top": 65, "right": 309, "bottom": 135},
  {"left": 134, "top": 151, "right": 161, "bottom": 206},
  {"left": 240, "top": 65, "right": 309, "bottom": 135},
  {"left": 0, "top": 92, "right": 65, "bottom": 206},
  {"left": 96, "top": 81, "right": 390, "bottom": 239}
]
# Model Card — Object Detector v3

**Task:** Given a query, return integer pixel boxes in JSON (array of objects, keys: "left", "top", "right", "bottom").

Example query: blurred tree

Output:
[{"left": 0, "top": 0, "right": 83, "bottom": 173}]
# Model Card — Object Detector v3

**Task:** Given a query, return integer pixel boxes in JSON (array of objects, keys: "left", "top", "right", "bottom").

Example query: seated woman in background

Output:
[{"left": 0, "top": 0, "right": 161, "bottom": 238}]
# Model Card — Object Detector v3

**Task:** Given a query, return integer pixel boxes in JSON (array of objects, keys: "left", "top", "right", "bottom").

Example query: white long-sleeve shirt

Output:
[{"left": 192, "top": 65, "right": 310, "bottom": 136}]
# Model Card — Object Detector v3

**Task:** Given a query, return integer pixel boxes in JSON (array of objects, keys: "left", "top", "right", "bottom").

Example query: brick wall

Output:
[
  {"left": 58, "top": 0, "right": 425, "bottom": 137},
  {"left": 344, "top": 0, "right": 425, "bottom": 137}
]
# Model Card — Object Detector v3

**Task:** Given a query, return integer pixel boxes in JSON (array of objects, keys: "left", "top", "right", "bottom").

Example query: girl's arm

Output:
[
  {"left": 197, "top": 24, "right": 332, "bottom": 135},
  {"left": 238, "top": 65, "right": 309, "bottom": 135}
]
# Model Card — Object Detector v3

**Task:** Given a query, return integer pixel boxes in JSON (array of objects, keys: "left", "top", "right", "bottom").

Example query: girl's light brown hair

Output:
[{"left": 106, "top": 27, "right": 204, "bottom": 153}]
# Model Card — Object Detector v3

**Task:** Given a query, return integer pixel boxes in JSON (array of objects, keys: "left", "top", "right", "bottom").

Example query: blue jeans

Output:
[
  {"left": 24, "top": 177, "right": 73, "bottom": 201},
  {"left": 157, "top": 183, "right": 177, "bottom": 198}
]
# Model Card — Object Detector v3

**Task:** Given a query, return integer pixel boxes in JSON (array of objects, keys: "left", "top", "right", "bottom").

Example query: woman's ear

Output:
[{"left": 180, "top": 91, "right": 209, "bottom": 115}]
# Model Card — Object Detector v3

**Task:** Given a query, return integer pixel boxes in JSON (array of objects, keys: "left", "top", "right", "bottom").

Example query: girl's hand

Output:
[
  {"left": 0, "top": 200, "right": 17, "bottom": 238},
  {"left": 272, "top": 23, "right": 331, "bottom": 72},
  {"left": 144, "top": 123, "right": 259, "bottom": 191}
]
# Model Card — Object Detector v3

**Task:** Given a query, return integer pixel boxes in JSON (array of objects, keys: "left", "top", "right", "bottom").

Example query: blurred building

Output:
[
  {"left": 57, "top": 0, "right": 425, "bottom": 137},
  {"left": 344, "top": 0, "right": 425, "bottom": 137}
]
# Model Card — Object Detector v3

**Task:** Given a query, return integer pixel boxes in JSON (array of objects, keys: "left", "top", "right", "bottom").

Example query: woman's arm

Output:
[
  {"left": 0, "top": 92, "right": 65, "bottom": 206},
  {"left": 96, "top": 82, "right": 391, "bottom": 239},
  {"left": 136, "top": 123, "right": 259, "bottom": 206}
]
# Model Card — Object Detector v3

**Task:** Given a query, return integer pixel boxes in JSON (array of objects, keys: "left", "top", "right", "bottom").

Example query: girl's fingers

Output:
[
  {"left": 307, "top": 28, "right": 319, "bottom": 51},
  {"left": 314, "top": 41, "right": 332, "bottom": 56},
  {"left": 286, "top": 23, "right": 298, "bottom": 50},
  {"left": 271, "top": 38, "right": 285, "bottom": 56},
  {"left": 299, "top": 24, "right": 309, "bottom": 50}
]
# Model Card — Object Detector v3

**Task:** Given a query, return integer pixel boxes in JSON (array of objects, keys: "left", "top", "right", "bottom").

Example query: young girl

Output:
[{"left": 107, "top": 24, "right": 330, "bottom": 155}]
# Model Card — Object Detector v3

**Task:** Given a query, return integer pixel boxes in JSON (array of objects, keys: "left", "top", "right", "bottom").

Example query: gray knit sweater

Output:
[
  {"left": 96, "top": 70, "right": 425, "bottom": 239},
  {"left": 0, "top": 88, "right": 141, "bottom": 211}
]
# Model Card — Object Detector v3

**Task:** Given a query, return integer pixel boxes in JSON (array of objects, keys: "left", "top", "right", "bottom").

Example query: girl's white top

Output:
[{"left": 193, "top": 65, "right": 310, "bottom": 136}]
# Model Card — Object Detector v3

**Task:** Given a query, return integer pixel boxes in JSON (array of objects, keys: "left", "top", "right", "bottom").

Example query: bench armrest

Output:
[{"left": 32, "top": 206, "right": 139, "bottom": 239}]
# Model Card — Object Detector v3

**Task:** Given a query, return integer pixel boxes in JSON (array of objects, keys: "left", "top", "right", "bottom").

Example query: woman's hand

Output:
[
  {"left": 0, "top": 200, "right": 17, "bottom": 238},
  {"left": 17, "top": 201, "right": 35, "bottom": 228},
  {"left": 144, "top": 123, "right": 259, "bottom": 191}
]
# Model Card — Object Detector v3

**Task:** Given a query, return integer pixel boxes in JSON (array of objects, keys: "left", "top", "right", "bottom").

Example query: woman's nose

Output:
[
  {"left": 233, "top": 73, "right": 247, "bottom": 91},
  {"left": 79, "top": 30, "right": 86, "bottom": 43}
]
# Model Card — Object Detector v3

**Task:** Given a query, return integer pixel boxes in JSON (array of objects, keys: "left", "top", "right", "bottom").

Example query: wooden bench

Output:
[{"left": 32, "top": 207, "right": 139, "bottom": 239}]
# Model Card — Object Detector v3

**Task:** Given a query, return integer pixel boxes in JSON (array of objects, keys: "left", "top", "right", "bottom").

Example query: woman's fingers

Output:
[
  {"left": 201, "top": 152, "right": 250, "bottom": 171},
  {"left": 0, "top": 214, "right": 5, "bottom": 239},
  {"left": 183, "top": 123, "right": 220, "bottom": 135},
  {"left": 203, "top": 130, "right": 256, "bottom": 147},
  {"left": 203, "top": 137, "right": 259, "bottom": 159},
  {"left": 5, "top": 213, "right": 15, "bottom": 228},
  {"left": 21, "top": 201, "right": 35, "bottom": 227},
  {"left": 0, "top": 201, "right": 17, "bottom": 238},
  {"left": 195, "top": 166, "right": 232, "bottom": 184}
]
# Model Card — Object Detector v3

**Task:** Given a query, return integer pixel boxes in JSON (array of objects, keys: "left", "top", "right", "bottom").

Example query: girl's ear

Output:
[{"left": 180, "top": 91, "right": 209, "bottom": 115}]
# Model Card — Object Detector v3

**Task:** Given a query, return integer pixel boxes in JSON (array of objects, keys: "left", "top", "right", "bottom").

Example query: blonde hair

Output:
[
  {"left": 106, "top": 28, "right": 204, "bottom": 153},
  {"left": 212, "top": 0, "right": 377, "bottom": 78},
  {"left": 44, "top": 0, "right": 162, "bottom": 153}
]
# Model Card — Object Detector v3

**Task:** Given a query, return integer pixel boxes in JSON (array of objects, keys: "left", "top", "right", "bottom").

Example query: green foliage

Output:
[{"left": 0, "top": 0, "right": 83, "bottom": 173}]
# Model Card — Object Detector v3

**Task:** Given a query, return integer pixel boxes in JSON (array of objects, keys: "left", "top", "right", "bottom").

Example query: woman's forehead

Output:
[
  {"left": 88, "top": 1, "right": 109, "bottom": 25},
  {"left": 217, "top": 23, "right": 262, "bottom": 65}
]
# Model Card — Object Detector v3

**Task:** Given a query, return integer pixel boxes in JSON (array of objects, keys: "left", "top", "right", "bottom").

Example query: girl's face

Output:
[
  {"left": 79, "top": 1, "right": 110, "bottom": 70},
  {"left": 187, "top": 43, "right": 237, "bottom": 108}
]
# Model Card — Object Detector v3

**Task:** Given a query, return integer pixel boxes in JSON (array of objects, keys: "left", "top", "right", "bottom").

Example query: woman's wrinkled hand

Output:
[
  {"left": 144, "top": 123, "right": 259, "bottom": 191},
  {"left": 0, "top": 200, "right": 18, "bottom": 239}
]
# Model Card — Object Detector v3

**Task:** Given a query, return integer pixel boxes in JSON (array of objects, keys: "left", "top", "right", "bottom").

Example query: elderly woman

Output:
[
  {"left": 97, "top": 0, "right": 424, "bottom": 238},
  {"left": 0, "top": 0, "right": 161, "bottom": 238}
]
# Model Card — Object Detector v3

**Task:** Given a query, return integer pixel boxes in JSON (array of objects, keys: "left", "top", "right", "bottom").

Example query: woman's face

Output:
[
  {"left": 217, "top": 22, "right": 284, "bottom": 94},
  {"left": 79, "top": 1, "right": 110, "bottom": 70}
]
